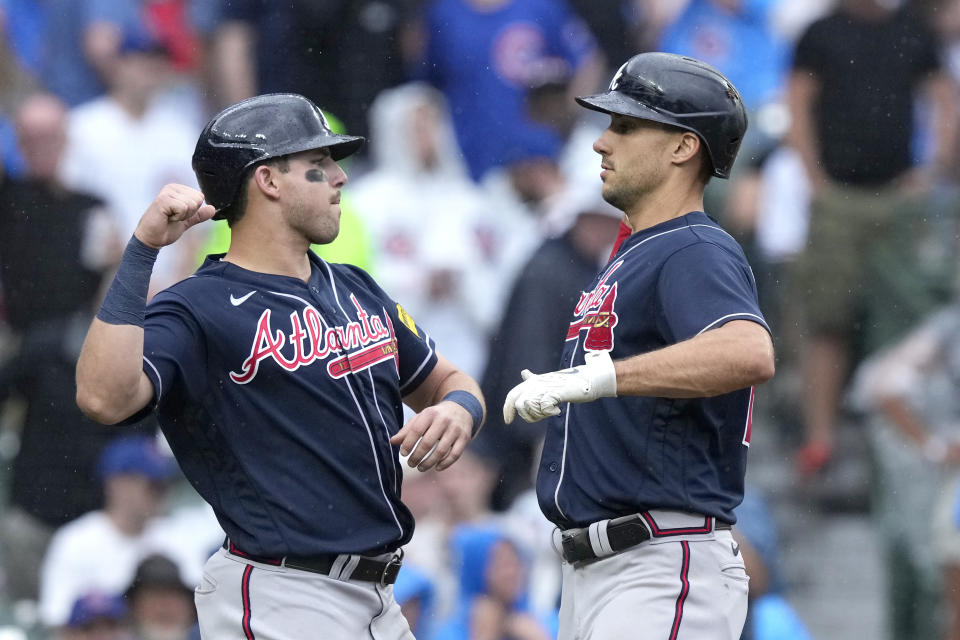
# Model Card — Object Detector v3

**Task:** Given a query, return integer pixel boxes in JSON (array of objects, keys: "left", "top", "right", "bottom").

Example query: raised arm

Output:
[
  {"left": 392, "top": 352, "right": 486, "bottom": 472},
  {"left": 76, "top": 184, "right": 215, "bottom": 424}
]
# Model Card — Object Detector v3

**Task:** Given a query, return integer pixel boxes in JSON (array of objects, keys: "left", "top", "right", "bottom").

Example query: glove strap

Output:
[
  {"left": 442, "top": 390, "right": 484, "bottom": 437},
  {"left": 96, "top": 235, "right": 159, "bottom": 327}
]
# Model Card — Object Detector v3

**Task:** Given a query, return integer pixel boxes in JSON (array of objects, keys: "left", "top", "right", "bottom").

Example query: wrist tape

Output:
[
  {"left": 96, "top": 235, "right": 159, "bottom": 327},
  {"left": 442, "top": 390, "right": 484, "bottom": 437}
]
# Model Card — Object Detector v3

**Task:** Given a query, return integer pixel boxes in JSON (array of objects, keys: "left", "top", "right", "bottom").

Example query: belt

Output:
[
  {"left": 560, "top": 513, "right": 732, "bottom": 564},
  {"left": 222, "top": 540, "right": 402, "bottom": 586}
]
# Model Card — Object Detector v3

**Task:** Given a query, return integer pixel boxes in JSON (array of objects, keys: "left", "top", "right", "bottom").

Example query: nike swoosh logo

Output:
[{"left": 230, "top": 290, "right": 257, "bottom": 306}]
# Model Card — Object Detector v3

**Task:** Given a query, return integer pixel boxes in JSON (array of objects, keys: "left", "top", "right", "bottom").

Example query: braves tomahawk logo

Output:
[
  {"left": 229, "top": 294, "right": 398, "bottom": 384},
  {"left": 567, "top": 261, "right": 622, "bottom": 351}
]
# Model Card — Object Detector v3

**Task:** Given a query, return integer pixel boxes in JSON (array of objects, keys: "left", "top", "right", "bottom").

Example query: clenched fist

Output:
[{"left": 134, "top": 184, "right": 216, "bottom": 249}]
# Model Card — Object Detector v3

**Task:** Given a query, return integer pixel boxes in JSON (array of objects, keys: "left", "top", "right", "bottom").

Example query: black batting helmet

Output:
[
  {"left": 192, "top": 93, "right": 364, "bottom": 218},
  {"left": 577, "top": 52, "right": 747, "bottom": 179}
]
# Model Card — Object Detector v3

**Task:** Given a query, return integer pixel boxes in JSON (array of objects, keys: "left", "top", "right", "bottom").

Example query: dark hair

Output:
[
  {"left": 697, "top": 148, "right": 714, "bottom": 188},
  {"left": 124, "top": 554, "right": 192, "bottom": 601},
  {"left": 221, "top": 156, "right": 291, "bottom": 227}
]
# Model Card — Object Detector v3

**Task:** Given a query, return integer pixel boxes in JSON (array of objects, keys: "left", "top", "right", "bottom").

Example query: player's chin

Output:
[{"left": 308, "top": 221, "right": 340, "bottom": 245}]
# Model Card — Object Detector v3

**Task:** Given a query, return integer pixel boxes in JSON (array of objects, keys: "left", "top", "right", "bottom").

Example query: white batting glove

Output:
[{"left": 502, "top": 351, "right": 617, "bottom": 424}]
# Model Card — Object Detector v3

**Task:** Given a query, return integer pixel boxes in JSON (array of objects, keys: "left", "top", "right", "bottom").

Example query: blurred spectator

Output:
[
  {"left": 2, "top": 0, "right": 197, "bottom": 109},
  {"left": 433, "top": 524, "right": 554, "bottom": 640},
  {"left": 478, "top": 145, "right": 569, "bottom": 329},
  {"left": 2, "top": 0, "right": 108, "bottom": 106},
  {"left": 207, "top": 0, "right": 418, "bottom": 138},
  {"left": 786, "top": 0, "right": 959, "bottom": 476},
  {"left": 658, "top": 0, "right": 790, "bottom": 152},
  {"left": 734, "top": 490, "right": 812, "bottom": 640},
  {"left": 659, "top": 0, "right": 788, "bottom": 110},
  {"left": 767, "top": 0, "right": 833, "bottom": 42},
  {"left": 403, "top": 448, "right": 499, "bottom": 623},
  {"left": 849, "top": 300, "right": 960, "bottom": 640},
  {"left": 393, "top": 563, "right": 437, "bottom": 639},
  {"left": 0, "top": 92, "right": 120, "bottom": 335},
  {"left": 0, "top": 92, "right": 137, "bottom": 603},
  {"left": 81, "top": 1, "right": 199, "bottom": 95},
  {"left": 399, "top": 464, "right": 456, "bottom": 627},
  {"left": 0, "top": 316, "right": 157, "bottom": 604},
  {"left": 350, "top": 82, "right": 493, "bottom": 378},
  {"left": 718, "top": 142, "right": 813, "bottom": 439},
  {"left": 475, "top": 183, "right": 623, "bottom": 510},
  {"left": 499, "top": 486, "right": 562, "bottom": 625},
  {"left": 416, "top": 0, "right": 605, "bottom": 182},
  {"left": 435, "top": 448, "right": 499, "bottom": 529},
  {"left": 38, "top": 435, "right": 180, "bottom": 628},
  {"left": 0, "top": 2, "right": 35, "bottom": 178},
  {"left": 59, "top": 27, "right": 203, "bottom": 296},
  {"left": 123, "top": 554, "right": 197, "bottom": 640},
  {"left": 565, "top": 0, "right": 642, "bottom": 71},
  {"left": 59, "top": 592, "right": 133, "bottom": 640}
]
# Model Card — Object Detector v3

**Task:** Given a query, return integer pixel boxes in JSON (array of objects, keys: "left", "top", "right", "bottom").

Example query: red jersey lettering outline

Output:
[
  {"left": 229, "top": 297, "right": 394, "bottom": 385},
  {"left": 567, "top": 261, "right": 622, "bottom": 350}
]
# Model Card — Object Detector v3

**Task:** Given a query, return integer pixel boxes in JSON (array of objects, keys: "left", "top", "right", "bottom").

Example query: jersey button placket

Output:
[{"left": 548, "top": 462, "right": 558, "bottom": 472}]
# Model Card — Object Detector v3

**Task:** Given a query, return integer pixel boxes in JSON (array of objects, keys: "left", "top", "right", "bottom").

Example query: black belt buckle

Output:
[
  {"left": 560, "top": 514, "right": 652, "bottom": 564},
  {"left": 606, "top": 514, "right": 651, "bottom": 552},
  {"left": 559, "top": 528, "right": 593, "bottom": 564},
  {"left": 380, "top": 551, "right": 403, "bottom": 587}
]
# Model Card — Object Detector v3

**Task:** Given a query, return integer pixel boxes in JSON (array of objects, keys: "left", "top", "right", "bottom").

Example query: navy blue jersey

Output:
[
  {"left": 139, "top": 251, "right": 438, "bottom": 557},
  {"left": 536, "top": 212, "right": 769, "bottom": 528}
]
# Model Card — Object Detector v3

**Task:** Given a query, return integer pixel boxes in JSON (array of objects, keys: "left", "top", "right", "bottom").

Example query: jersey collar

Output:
[{"left": 615, "top": 211, "right": 716, "bottom": 255}]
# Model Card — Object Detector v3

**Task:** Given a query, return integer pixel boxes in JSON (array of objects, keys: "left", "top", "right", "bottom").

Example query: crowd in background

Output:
[{"left": 2, "top": 0, "right": 960, "bottom": 638}]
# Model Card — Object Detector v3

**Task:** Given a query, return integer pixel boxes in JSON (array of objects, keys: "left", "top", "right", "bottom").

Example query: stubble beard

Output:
[
  {"left": 601, "top": 177, "right": 636, "bottom": 214},
  {"left": 308, "top": 209, "right": 340, "bottom": 245},
  {"left": 290, "top": 201, "right": 340, "bottom": 246}
]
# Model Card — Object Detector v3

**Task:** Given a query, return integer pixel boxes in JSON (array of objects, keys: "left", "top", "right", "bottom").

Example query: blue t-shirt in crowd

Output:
[
  {"left": 659, "top": 0, "right": 788, "bottom": 110},
  {"left": 421, "top": 0, "right": 598, "bottom": 180}
]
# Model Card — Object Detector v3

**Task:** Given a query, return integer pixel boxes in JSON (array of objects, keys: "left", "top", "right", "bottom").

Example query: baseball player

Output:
[
  {"left": 503, "top": 53, "right": 775, "bottom": 640},
  {"left": 75, "top": 93, "right": 486, "bottom": 639}
]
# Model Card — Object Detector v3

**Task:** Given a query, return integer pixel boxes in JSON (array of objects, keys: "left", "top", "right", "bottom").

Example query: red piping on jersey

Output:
[
  {"left": 640, "top": 512, "right": 713, "bottom": 537},
  {"left": 229, "top": 541, "right": 283, "bottom": 566},
  {"left": 241, "top": 564, "right": 256, "bottom": 639},
  {"left": 669, "top": 541, "right": 691, "bottom": 640}
]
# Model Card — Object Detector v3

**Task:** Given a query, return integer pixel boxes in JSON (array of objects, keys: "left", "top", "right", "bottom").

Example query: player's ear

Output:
[
  {"left": 251, "top": 164, "right": 281, "bottom": 201},
  {"left": 671, "top": 131, "right": 701, "bottom": 168}
]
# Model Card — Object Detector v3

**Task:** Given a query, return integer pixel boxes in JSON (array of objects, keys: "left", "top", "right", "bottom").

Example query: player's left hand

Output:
[
  {"left": 391, "top": 402, "right": 473, "bottom": 471},
  {"left": 503, "top": 350, "right": 617, "bottom": 424}
]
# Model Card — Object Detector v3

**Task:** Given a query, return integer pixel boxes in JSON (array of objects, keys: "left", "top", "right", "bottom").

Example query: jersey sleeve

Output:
[
  {"left": 656, "top": 242, "right": 770, "bottom": 343},
  {"left": 141, "top": 290, "right": 207, "bottom": 407},
  {"left": 341, "top": 265, "right": 438, "bottom": 395}
]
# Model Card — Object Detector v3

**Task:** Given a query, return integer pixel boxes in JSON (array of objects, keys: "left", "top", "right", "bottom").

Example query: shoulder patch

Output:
[{"left": 396, "top": 304, "right": 419, "bottom": 336}]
